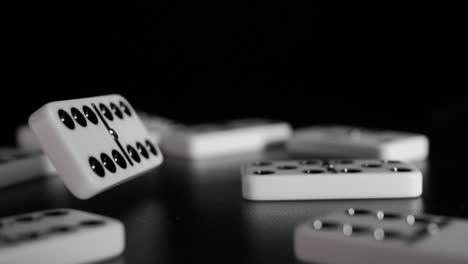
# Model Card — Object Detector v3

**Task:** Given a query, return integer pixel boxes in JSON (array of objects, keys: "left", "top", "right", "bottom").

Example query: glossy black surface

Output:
[{"left": 1, "top": 143, "right": 468, "bottom": 264}]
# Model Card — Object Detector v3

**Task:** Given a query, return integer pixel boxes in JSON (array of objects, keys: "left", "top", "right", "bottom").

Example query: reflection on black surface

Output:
[
  {"left": 100, "top": 257, "right": 126, "bottom": 264},
  {"left": 242, "top": 198, "right": 423, "bottom": 263},
  {"left": 422, "top": 160, "right": 468, "bottom": 218},
  {"left": 424, "top": 99, "right": 468, "bottom": 218},
  {"left": 1, "top": 140, "right": 468, "bottom": 263},
  {"left": 160, "top": 154, "right": 250, "bottom": 263}
]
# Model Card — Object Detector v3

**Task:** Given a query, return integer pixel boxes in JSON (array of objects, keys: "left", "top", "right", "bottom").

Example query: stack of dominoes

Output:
[{"left": 4, "top": 94, "right": 464, "bottom": 264}]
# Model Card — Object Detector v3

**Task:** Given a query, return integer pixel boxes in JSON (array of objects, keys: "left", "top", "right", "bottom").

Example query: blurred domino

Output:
[
  {"left": 16, "top": 125, "right": 42, "bottom": 153},
  {"left": 28, "top": 94, "right": 163, "bottom": 199},
  {"left": 159, "top": 118, "right": 292, "bottom": 159},
  {"left": 287, "top": 126, "right": 429, "bottom": 161},
  {"left": 241, "top": 159, "right": 422, "bottom": 200},
  {"left": 0, "top": 148, "right": 55, "bottom": 189},
  {"left": 0, "top": 208, "right": 124, "bottom": 264},
  {"left": 295, "top": 208, "right": 468, "bottom": 264},
  {"left": 138, "top": 111, "right": 183, "bottom": 143}
]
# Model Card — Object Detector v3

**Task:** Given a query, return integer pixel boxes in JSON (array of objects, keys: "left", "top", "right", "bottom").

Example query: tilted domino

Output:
[
  {"left": 28, "top": 94, "right": 163, "bottom": 199},
  {"left": 17, "top": 112, "right": 181, "bottom": 152}
]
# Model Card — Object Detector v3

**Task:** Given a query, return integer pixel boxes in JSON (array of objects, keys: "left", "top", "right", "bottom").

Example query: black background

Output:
[{"left": 2, "top": 6, "right": 468, "bottom": 145}]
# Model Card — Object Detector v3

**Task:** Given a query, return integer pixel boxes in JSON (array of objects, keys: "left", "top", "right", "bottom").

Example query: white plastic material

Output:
[
  {"left": 136, "top": 111, "right": 183, "bottom": 143},
  {"left": 294, "top": 208, "right": 468, "bottom": 264},
  {"left": 0, "top": 208, "right": 124, "bottom": 264},
  {"left": 241, "top": 159, "right": 422, "bottom": 200},
  {"left": 17, "top": 113, "right": 180, "bottom": 152},
  {"left": 287, "top": 126, "right": 429, "bottom": 161},
  {"left": 16, "top": 125, "right": 42, "bottom": 153},
  {"left": 159, "top": 119, "right": 292, "bottom": 159},
  {"left": 0, "top": 148, "right": 56, "bottom": 189},
  {"left": 28, "top": 94, "right": 163, "bottom": 199}
]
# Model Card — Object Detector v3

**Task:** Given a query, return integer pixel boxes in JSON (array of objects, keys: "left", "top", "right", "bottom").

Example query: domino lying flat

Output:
[
  {"left": 0, "top": 148, "right": 55, "bottom": 189},
  {"left": 294, "top": 208, "right": 468, "bottom": 264},
  {"left": 16, "top": 125, "right": 42, "bottom": 153},
  {"left": 287, "top": 126, "right": 429, "bottom": 161},
  {"left": 138, "top": 111, "right": 183, "bottom": 143},
  {"left": 28, "top": 94, "right": 163, "bottom": 199},
  {"left": 241, "top": 159, "right": 422, "bottom": 200},
  {"left": 0, "top": 208, "right": 124, "bottom": 264},
  {"left": 159, "top": 119, "right": 292, "bottom": 159}
]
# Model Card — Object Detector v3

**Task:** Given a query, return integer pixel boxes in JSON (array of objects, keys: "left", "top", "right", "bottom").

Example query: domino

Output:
[
  {"left": 16, "top": 113, "right": 181, "bottom": 152},
  {"left": 16, "top": 125, "right": 42, "bottom": 153},
  {"left": 28, "top": 94, "right": 163, "bottom": 199},
  {"left": 159, "top": 118, "right": 292, "bottom": 159},
  {"left": 287, "top": 126, "right": 429, "bottom": 161},
  {"left": 294, "top": 208, "right": 468, "bottom": 264},
  {"left": 138, "top": 111, "right": 183, "bottom": 143},
  {"left": 0, "top": 208, "right": 124, "bottom": 264},
  {"left": 241, "top": 159, "right": 422, "bottom": 200},
  {"left": 0, "top": 148, "right": 55, "bottom": 189}
]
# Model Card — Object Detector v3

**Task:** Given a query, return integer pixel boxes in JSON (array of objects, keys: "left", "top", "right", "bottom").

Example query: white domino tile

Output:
[
  {"left": 0, "top": 208, "right": 124, "bottom": 264},
  {"left": 159, "top": 119, "right": 292, "bottom": 159},
  {"left": 28, "top": 94, "right": 163, "bottom": 199},
  {"left": 0, "top": 148, "right": 55, "bottom": 189},
  {"left": 287, "top": 126, "right": 429, "bottom": 161},
  {"left": 295, "top": 208, "right": 468, "bottom": 264},
  {"left": 242, "top": 159, "right": 422, "bottom": 200}
]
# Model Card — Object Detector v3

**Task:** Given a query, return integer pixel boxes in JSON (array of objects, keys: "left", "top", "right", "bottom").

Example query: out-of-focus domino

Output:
[
  {"left": 241, "top": 159, "right": 422, "bottom": 200},
  {"left": 295, "top": 208, "right": 468, "bottom": 264},
  {"left": 159, "top": 119, "right": 292, "bottom": 159},
  {"left": 16, "top": 125, "right": 42, "bottom": 153},
  {"left": 0, "top": 208, "right": 124, "bottom": 264},
  {"left": 28, "top": 94, "right": 163, "bottom": 199},
  {"left": 287, "top": 126, "right": 429, "bottom": 161},
  {"left": 138, "top": 111, "right": 183, "bottom": 143},
  {"left": 0, "top": 148, "right": 55, "bottom": 189}
]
